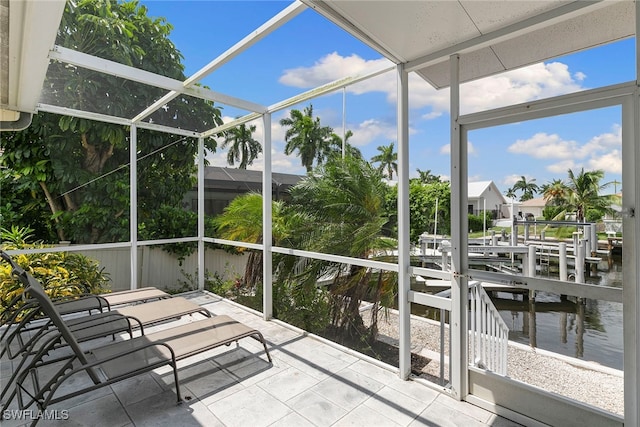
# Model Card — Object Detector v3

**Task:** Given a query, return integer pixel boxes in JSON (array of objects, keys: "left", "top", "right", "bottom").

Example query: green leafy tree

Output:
[
  {"left": 1, "top": 0, "right": 223, "bottom": 244},
  {"left": 285, "top": 156, "right": 396, "bottom": 342},
  {"left": 280, "top": 105, "right": 334, "bottom": 173},
  {"left": 0, "top": 156, "right": 55, "bottom": 240},
  {"left": 385, "top": 179, "right": 451, "bottom": 242},
  {"left": 512, "top": 176, "right": 539, "bottom": 201},
  {"left": 370, "top": 142, "right": 398, "bottom": 180},
  {"left": 221, "top": 122, "right": 262, "bottom": 169},
  {"left": 504, "top": 187, "right": 517, "bottom": 199}
]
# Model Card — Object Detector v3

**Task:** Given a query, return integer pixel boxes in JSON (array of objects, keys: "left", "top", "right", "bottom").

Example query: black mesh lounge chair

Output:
[{"left": 2, "top": 254, "right": 272, "bottom": 425}]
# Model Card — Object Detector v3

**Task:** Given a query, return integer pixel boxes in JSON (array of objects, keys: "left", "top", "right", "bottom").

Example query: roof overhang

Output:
[
  {"left": 303, "top": 0, "right": 634, "bottom": 88},
  {"left": 0, "top": 0, "right": 635, "bottom": 133},
  {"left": 0, "top": 0, "right": 65, "bottom": 120}
]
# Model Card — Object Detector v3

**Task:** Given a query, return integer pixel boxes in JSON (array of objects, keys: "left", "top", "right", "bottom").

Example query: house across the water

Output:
[{"left": 468, "top": 181, "right": 509, "bottom": 219}]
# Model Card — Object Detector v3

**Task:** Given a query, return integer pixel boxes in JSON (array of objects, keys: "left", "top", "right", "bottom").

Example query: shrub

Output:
[
  {"left": 543, "top": 206, "right": 564, "bottom": 221},
  {"left": 0, "top": 226, "right": 110, "bottom": 315},
  {"left": 468, "top": 213, "right": 485, "bottom": 233},
  {"left": 273, "top": 281, "right": 331, "bottom": 334},
  {"left": 585, "top": 209, "right": 603, "bottom": 223}
]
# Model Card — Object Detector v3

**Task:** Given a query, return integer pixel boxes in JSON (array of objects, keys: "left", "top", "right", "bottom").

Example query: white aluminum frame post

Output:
[
  {"left": 262, "top": 113, "right": 273, "bottom": 320},
  {"left": 397, "top": 63, "right": 411, "bottom": 379},
  {"left": 198, "top": 137, "right": 205, "bottom": 290},
  {"left": 449, "top": 53, "right": 469, "bottom": 400},
  {"left": 129, "top": 124, "right": 138, "bottom": 290}
]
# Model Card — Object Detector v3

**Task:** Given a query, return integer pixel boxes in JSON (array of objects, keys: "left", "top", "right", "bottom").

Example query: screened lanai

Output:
[{"left": 2, "top": 1, "right": 639, "bottom": 426}]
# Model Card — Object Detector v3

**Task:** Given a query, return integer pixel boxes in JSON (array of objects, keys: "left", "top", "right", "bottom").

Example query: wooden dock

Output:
[{"left": 607, "top": 237, "right": 623, "bottom": 255}]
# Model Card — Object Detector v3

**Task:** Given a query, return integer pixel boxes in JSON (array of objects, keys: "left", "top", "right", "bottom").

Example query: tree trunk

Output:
[
  {"left": 39, "top": 181, "right": 66, "bottom": 241},
  {"left": 81, "top": 133, "right": 114, "bottom": 174},
  {"left": 63, "top": 193, "right": 77, "bottom": 211},
  {"left": 244, "top": 251, "right": 263, "bottom": 289}
]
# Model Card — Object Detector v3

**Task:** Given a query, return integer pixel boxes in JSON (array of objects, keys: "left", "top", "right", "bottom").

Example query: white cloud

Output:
[
  {"left": 461, "top": 63, "right": 586, "bottom": 114},
  {"left": 547, "top": 160, "right": 577, "bottom": 174},
  {"left": 583, "top": 124, "right": 621, "bottom": 151},
  {"left": 508, "top": 133, "right": 580, "bottom": 159},
  {"left": 421, "top": 111, "right": 443, "bottom": 120},
  {"left": 502, "top": 174, "right": 523, "bottom": 187},
  {"left": 501, "top": 174, "right": 540, "bottom": 189},
  {"left": 588, "top": 149, "right": 622, "bottom": 174},
  {"left": 205, "top": 116, "right": 306, "bottom": 175},
  {"left": 278, "top": 53, "right": 588, "bottom": 120},
  {"left": 439, "top": 141, "right": 476, "bottom": 155},
  {"left": 279, "top": 52, "right": 392, "bottom": 88},
  {"left": 348, "top": 119, "right": 397, "bottom": 147},
  {"left": 508, "top": 125, "right": 621, "bottom": 176}
]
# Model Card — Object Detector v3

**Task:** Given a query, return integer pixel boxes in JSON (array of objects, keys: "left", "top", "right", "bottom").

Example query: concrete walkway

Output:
[{"left": 1, "top": 292, "right": 522, "bottom": 427}]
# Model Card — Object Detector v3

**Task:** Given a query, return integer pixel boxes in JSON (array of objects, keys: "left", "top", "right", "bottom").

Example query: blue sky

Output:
[{"left": 140, "top": 1, "right": 631, "bottom": 195}]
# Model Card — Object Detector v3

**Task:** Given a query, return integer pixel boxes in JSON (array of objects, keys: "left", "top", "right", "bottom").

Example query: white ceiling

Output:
[
  {"left": 304, "top": 0, "right": 635, "bottom": 88},
  {"left": 1, "top": 0, "right": 635, "bottom": 127}
]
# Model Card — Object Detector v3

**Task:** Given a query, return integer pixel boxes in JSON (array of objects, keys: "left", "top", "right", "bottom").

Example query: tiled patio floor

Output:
[{"left": 1, "top": 292, "right": 522, "bottom": 427}]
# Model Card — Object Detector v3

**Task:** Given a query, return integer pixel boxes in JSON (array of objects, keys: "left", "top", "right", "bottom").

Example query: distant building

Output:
[
  {"left": 518, "top": 197, "right": 547, "bottom": 219},
  {"left": 467, "top": 181, "right": 509, "bottom": 219},
  {"left": 183, "top": 167, "right": 304, "bottom": 216}
]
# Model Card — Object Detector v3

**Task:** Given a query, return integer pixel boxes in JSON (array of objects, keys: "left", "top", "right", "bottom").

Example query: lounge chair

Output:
[
  {"left": 1, "top": 289, "right": 210, "bottom": 359},
  {"left": 0, "top": 252, "right": 211, "bottom": 404},
  {"left": 0, "top": 251, "right": 206, "bottom": 353},
  {"left": 2, "top": 254, "right": 272, "bottom": 424},
  {"left": 53, "top": 286, "right": 171, "bottom": 316},
  {"left": 1, "top": 295, "right": 213, "bottom": 408}
]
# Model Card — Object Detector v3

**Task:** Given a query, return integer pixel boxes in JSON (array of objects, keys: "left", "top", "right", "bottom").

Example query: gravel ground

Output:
[{"left": 362, "top": 308, "right": 624, "bottom": 416}]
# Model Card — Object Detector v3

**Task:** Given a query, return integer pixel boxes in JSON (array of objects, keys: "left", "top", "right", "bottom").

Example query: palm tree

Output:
[
  {"left": 327, "top": 130, "right": 362, "bottom": 160},
  {"left": 370, "top": 142, "right": 398, "bottom": 180},
  {"left": 504, "top": 187, "right": 517, "bottom": 199},
  {"left": 279, "top": 105, "right": 333, "bottom": 173},
  {"left": 220, "top": 123, "right": 262, "bottom": 169},
  {"left": 541, "top": 179, "right": 568, "bottom": 206},
  {"left": 415, "top": 169, "right": 440, "bottom": 184},
  {"left": 512, "top": 176, "right": 539, "bottom": 201},
  {"left": 563, "top": 168, "right": 615, "bottom": 222},
  {"left": 213, "top": 193, "right": 288, "bottom": 288},
  {"left": 284, "top": 156, "right": 395, "bottom": 342}
]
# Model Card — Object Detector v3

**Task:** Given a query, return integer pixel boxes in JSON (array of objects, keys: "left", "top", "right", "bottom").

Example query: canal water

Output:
[{"left": 494, "top": 255, "right": 623, "bottom": 370}]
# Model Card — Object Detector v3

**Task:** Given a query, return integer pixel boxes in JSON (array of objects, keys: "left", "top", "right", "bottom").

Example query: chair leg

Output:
[
  {"left": 257, "top": 332, "right": 272, "bottom": 363},
  {"left": 171, "top": 362, "right": 182, "bottom": 404}
]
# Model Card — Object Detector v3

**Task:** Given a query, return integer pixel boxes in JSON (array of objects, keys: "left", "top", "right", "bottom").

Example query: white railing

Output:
[{"left": 469, "top": 281, "right": 509, "bottom": 375}]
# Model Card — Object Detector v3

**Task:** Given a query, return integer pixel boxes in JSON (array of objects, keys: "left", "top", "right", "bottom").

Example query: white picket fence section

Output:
[{"left": 469, "top": 281, "right": 509, "bottom": 376}]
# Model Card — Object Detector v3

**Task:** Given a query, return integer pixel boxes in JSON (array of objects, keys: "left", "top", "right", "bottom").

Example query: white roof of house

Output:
[
  {"left": 468, "top": 181, "right": 494, "bottom": 198},
  {"left": 468, "top": 181, "right": 508, "bottom": 204}
]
